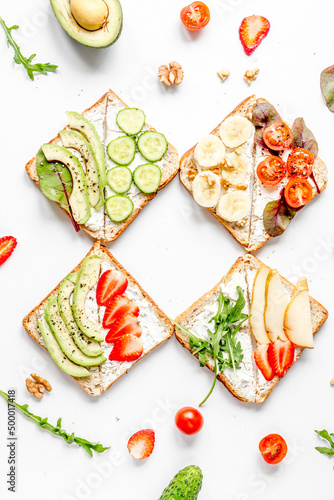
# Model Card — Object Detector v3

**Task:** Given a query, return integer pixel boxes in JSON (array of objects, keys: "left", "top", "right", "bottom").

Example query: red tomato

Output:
[
  {"left": 287, "top": 148, "right": 314, "bottom": 178},
  {"left": 256, "top": 156, "right": 286, "bottom": 185},
  {"left": 175, "top": 407, "right": 204, "bottom": 435},
  {"left": 263, "top": 121, "right": 293, "bottom": 151},
  {"left": 284, "top": 178, "right": 313, "bottom": 208},
  {"left": 259, "top": 434, "right": 288, "bottom": 464},
  {"left": 180, "top": 2, "right": 210, "bottom": 31}
]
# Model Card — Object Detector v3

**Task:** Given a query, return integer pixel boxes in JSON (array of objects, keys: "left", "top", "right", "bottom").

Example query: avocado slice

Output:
[
  {"left": 44, "top": 295, "right": 106, "bottom": 367},
  {"left": 58, "top": 272, "right": 104, "bottom": 357},
  {"left": 50, "top": 0, "right": 123, "bottom": 49},
  {"left": 60, "top": 130, "right": 104, "bottom": 210},
  {"left": 42, "top": 143, "right": 91, "bottom": 225},
  {"left": 38, "top": 320, "right": 90, "bottom": 378},
  {"left": 66, "top": 112, "right": 107, "bottom": 187},
  {"left": 72, "top": 255, "right": 104, "bottom": 342}
]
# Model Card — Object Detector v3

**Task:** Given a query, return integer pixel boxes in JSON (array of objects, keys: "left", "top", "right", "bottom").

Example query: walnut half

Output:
[
  {"left": 244, "top": 68, "right": 259, "bottom": 85},
  {"left": 158, "top": 61, "right": 184, "bottom": 86},
  {"left": 26, "top": 373, "right": 52, "bottom": 399}
]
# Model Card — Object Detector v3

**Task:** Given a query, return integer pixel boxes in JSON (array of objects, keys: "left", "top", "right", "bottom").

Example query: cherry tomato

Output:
[
  {"left": 263, "top": 121, "right": 293, "bottom": 151},
  {"left": 180, "top": 2, "right": 210, "bottom": 31},
  {"left": 287, "top": 148, "right": 314, "bottom": 178},
  {"left": 257, "top": 156, "right": 286, "bottom": 186},
  {"left": 259, "top": 434, "right": 288, "bottom": 464},
  {"left": 175, "top": 407, "right": 204, "bottom": 435},
  {"left": 284, "top": 178, "right": 313, "bottom": 208}
]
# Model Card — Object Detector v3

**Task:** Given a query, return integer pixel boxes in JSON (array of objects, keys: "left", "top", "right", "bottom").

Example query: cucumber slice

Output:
[
  {"left": 107, "top": 166, "right": 132, "bottom": 194},
  {"left": 105, "top": 195, "right": 134, "bottom": 222},
  {"left": 116, "top": 108, "right": 146, "bottom": 135},
  {"left": 137, "top": 131, "right": 168, "bottom": 162},
  {"left": 107, "top": 136, "right": 136, "bottom": 166},
  {"left": 133, "top": 164, "right": 161, "bottom": 194}
]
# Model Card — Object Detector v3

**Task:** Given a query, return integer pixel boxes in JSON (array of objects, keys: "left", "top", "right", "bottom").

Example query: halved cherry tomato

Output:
[
  {"left": 284, "top": 178, "right": 313, "bottom": 208},
  {"left": 257, "top": 156, "right": 286, "bottom": 186},
  {"left": 175, "top": 407, "right": 204, "bottom": 435},
  {"left": 263, "top": 121, "right": 293, "bottom": 151},
  {"left": 287, "top": 148, "right": 314, "bottom": 178},
  {"left": 180, "top": 2, "right": 210, "bottom": 31},
  {"left": 259, "top": 434, "right": 287, "bottom": 464}
]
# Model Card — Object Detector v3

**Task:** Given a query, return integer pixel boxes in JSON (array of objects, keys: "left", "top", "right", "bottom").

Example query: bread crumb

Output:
[
  {"left": 244, "top": 68, "right": 259, "bottom": 85},
  {"left": 330, "top": 377, "right": 334, "bottom": 386},
  {"left": 217, "top": 69, "right": 230, "bottom": 82}
]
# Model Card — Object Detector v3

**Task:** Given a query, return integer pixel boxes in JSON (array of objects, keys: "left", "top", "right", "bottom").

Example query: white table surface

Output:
[{"left": 0, "top": 0, "right": 334, "bottom": 499}]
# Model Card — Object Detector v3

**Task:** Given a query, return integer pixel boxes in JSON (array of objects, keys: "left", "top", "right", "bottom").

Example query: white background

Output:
[{"left": 0, "top": 0, "right": 334, "bottom": 499}]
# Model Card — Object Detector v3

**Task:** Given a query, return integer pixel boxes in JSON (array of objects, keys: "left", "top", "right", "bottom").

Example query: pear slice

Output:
[
  {"left": 284, "top": 278, "right": 314, "bottom": 348},
  {"left": 249, "top": 266, "right": 271, "bottom": 344},
  {"left": 264, "top": 270, "right": 288, "bottom": 342}
]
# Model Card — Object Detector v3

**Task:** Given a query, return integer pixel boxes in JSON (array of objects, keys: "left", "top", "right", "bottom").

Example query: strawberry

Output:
[
  {"left": 239, "top": 15, "right": 270, "bottom": 55},
  {"left": 127, "top": 429, "right": 155, "bottom": 460},
  {"left": 254, "top": 344, "right": 275, "bottom": 381},
  {"left": 108, "top": 334, "right": 143, "bottom": 362},
  {"left": 0, "top": 236, "right": 17, "bottom": 266},
  {"left": 268, "top": 340, "right": 295, "bottom": 378},
  {"left": 96, "top": 270, "right": 128, "bottom": 306},
  {"left": 105, "top": 314, "right": 142, "bottom": 343},
  {"left": 103, "top": 295, "right": 140, "bottom": 328}
]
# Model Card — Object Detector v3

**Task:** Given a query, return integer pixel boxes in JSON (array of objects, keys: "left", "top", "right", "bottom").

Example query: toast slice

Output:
[
  {"left": 174, "top": 254, "right": 328, "bottom": 403},
  {"left": 25, "top": 90, "right": 179, "bottom": 243},
  {"left": 23, "top": 242, "right": 174, "bottom": 396},
  {"left": 179, "top": 96, "right": 328, "bottom": 251}
]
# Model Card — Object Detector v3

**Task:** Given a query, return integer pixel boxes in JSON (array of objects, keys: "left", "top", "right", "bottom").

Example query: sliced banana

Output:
[
  {"left": 194, "top": 135, "right": 226, "bottom": 169},
  {"left": 192, "top": 171, "right": 221, "bottom": 208},
  {"left": 221, "top": 152, "right": 248, "bottom": 185},
  {"left": 219, "top": 116, "right": 253, "bottom": 148},
  {"left": 217, "top": 191, "right": 251, "bottom": 222}
]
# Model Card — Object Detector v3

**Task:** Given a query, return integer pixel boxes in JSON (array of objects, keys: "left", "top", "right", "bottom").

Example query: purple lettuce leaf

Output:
[
  {"left": 320, "top": 65, "right": 334, "bottom": 112},
  {"left": 292, "top": 118, "right": 318, "bottom": 158},
  {"left": 263, "top": 189, "right": 296, "bottom": 237}
]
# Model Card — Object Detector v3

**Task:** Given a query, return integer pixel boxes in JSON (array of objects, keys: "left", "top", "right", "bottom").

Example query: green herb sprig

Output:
[
  {"left": 0, "top": 17, "right": 57, "bottom": 80},
  {"left": 172, "top": 286, "right": 249, "bottom": 406},
  {"left": 0, "top": 390, "right": 109, "bottom": 457},
  {"left": 315, "top": 430, "right": 334, "bottom": 465}
]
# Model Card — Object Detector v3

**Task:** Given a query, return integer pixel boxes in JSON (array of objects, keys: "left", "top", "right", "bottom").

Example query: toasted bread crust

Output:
[
  {"left": 23, "top": 242, "right": 174, "bottom": 396},
  {"left": 174, "top": 254, "right": 328, "bottom": 404}
]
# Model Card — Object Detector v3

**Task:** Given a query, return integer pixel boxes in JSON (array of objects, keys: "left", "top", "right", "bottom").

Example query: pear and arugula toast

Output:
[
  {"left": 25, "top": 90, "right": 179, "bottom": 242},
  {"left": 179, "top": 95, "right": 328, "bottom": 251},
  {"left": 23, "top": 242, "right": 173, "bottom": 396},
  {"left": 174, "top": 254, "right": 328, "bottom": 404}
]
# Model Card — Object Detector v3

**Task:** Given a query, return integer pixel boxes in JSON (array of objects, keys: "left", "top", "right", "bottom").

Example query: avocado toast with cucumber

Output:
[
  {"left": 23, "top": 242, "right": 174, "bottom": 396},
  {"left": 25, "top": 90, "right": 179, "bottom": 242}
]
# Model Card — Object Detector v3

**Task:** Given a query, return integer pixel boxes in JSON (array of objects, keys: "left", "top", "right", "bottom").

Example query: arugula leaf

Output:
[
  {"left": 0, "top": 17, "right": 57, "bottom": 80},
  {"left": 263, "top": 189, "right": 296, "bottom": 237},
  {"left": 36, "top": 148, "right": 80, "bottom": 232},
  {"left": 171, "top": 287, "right": 249, "bottom": 406},
  {"left": 315, "top": 430, "right": 334, "bottom": 459},
  {"left": 0, "top": 390, "right": 109, "bottom": 457},
  {"left": 320, "top": 65, "right": 334, "bottom": 112}
]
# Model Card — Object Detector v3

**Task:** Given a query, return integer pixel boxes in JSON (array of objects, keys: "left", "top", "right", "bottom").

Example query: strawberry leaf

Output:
[
  {"left": 263, "top": 190, "right": 296, "bottom": 237},
  {"left": 320, "top": 65, "right": 334, "bottom": 112},
  {"left": 251, "top": 102, "right": 281, "bottom": 149},
  {"left": 292, "top": 118, "right": 318, "bottom": 158}
]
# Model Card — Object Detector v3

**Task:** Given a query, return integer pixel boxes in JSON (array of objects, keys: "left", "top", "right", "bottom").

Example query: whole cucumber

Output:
[{"left": 158, "top": 465, "right": 203, "bottom": 500}]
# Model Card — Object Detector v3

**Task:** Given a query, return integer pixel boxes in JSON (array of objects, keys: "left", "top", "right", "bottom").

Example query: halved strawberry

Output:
[
  {"left": 105, "top": 315, "right": 142, "bottom": 343},
  {"left": 254, "top": 344, "right": 275, "bottom": 381},
  {"left": 268, "top": 340, "right": 295, "bottom": 378},
  {"left": 239, "top": 15, "right": 270, "bottom": 55},
  {"left": 127, "top": 429, "right": 155, "bottom": 460},
  {"left": 0, "top": 236, "right": 17, "bottom": 266},
  {"left": 108, "top": 334, "right": 143, "bottom": 362},
  {"left": 96, "top": 270, "right": 128, "bottom": 306},
  {"left": 103, "top": 295, "right": 140, "bottom": 328}
]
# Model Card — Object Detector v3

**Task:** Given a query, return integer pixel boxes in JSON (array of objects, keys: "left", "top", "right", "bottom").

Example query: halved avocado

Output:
[{"left": 50, "top": 0, "right": 123, "bottom": 49}]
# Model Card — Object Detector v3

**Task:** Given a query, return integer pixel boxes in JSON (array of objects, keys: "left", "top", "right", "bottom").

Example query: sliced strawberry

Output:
[
  {"left": 239, "top": 15, "right": 270, "bottom": 55},
  {"left": 96, "top": 270, "right": 128, "bottom": 306},
  {"left": 268, "top": 340, "right": 295, "bottom": 378},
  {"left": 105, "top": 314, "right": 142, "bottom": 343},
  {"left": 103, "top": 295, "right": 140, "bottom": 328},
  {"left": 0, "top": 236, "right": 17, "bottom": 266},
  {"left": 254, "top": 344, "right": 275, "bottom": 381},
  {"left": 108, "top": 334, "right": 143, "bottom": 362},
  {"left": 127, "top": 429, "right": 155, "bottom": 460}
]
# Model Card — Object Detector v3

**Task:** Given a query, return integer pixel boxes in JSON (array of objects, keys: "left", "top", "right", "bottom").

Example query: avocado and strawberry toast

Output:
[{"left": 23, "top": 242, "right": 173, "bottom": 396}]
